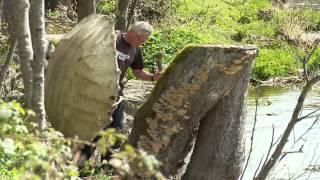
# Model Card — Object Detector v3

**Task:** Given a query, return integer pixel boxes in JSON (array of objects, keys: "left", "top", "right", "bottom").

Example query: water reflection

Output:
[{"left": 244, "top": 86, "right": 320, "bottom": 180}]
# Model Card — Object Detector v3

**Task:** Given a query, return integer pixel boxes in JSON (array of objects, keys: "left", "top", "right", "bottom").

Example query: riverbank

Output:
[{"left": 251, "top": 75, "right": 305, "bottom": 87}]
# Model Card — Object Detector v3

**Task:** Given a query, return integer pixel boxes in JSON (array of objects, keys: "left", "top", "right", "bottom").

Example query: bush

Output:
[
  {"left": 0, "top": 101, "right": 164, "bottom": 179},
  {"left": 0, "top": 101, "right": 78, "bottom": 179},
  {"left": 141, "top": 28, "right": 200, "bottom": 71},
  {"left": 97, "top": 0, "right": 117, "bottom": 17},
  {"left": 252, "top": 47, "right": 300, "bottom": 80},
  {"left": 307, "top": 46, "right": 320, "bottom": 74}
]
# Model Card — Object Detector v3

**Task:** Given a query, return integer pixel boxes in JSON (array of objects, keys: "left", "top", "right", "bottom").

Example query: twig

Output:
[
  {"left": 239, "top": 92, "right": 259, "bottom": 180},
  {"left": 303, "top": 40, "right": 320, "bottom": 81},
  {"left": 296, "top": 108, "right": 320, "bottom": 122},
  {"left": 253, "top": 155, "right": 265, "bottom": 179},
  {"left": 279, "top": 144, "right": 304, "bottom": 161},
  {"left": 295, "top": 116, "right": 319, "bottom": 143},
  {"left": 291, "top": 143, "right": 318, "bottom": 180},
  {"left": 306, "top": 144, "right": 319, "bottom": 180},
  {"left": 261, "top": 125, "right": 275, "bottom": 167},
  {"left": 254, "top": 75, "right": 320, "bottom": 180},
  {"left": 272, "top": 134, "right": 282, "bottom": 146}
]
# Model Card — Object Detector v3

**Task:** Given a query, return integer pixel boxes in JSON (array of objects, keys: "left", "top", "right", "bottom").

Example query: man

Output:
[
  {"left": 111, "top": 21, "right": 160, "bottom": 130},
  {"left": 79, "top": 21, "right": 160, "bottom": 165}
]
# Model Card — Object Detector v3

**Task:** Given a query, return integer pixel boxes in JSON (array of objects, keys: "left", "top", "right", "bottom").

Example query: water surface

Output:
[{"left": 243, "top": 86, "right": 320, "bottom": 180}]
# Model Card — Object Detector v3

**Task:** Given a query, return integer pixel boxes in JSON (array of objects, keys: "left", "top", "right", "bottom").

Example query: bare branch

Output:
[
  {"left": 303, "top": 40, "right": 320, "bottom": 80},
  {"left": 262, "top": 125, "right": 275, "bottom": 167},
  {"left": 295, "top": 117, "right": 319, "bottom": 143},
  {"left": 254, "top": 75, "right": 320, "bottom": 180},
  {"left": 253, "top": 155, "right": 265, "bottom": 179},
  {"left": 239, "top": 93, "right": 259, "bottom": 180},
  {"left": 296, "top": 108, "right": 320, "bottom": 122}
]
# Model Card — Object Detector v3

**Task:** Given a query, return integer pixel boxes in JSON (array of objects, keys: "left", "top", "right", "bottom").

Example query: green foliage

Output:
[
  {"left": 165, "top": 0, "right": 320, "bottom": 80},
  {"left": 125, "top": 68, "right": 136, "bottom": 80},
  {"left": 104, "top": 0, "right": 319, "bottom": 81},
  {"left": 45, "top": 10, "right": 60, "bottom": 18},
  {"left": 274, "top": 8, "right": 320, "bottom": 32},
  {"left": 252, "top": 47, "right": 300, "bottom": 80},
  {"left": 0, "top": 101, "right": 78, "bottom": 179},
  {"left": 0, "top": 101, "right": 164, "bottom": 179},
  {"left": 0, "top": 34, "right": 9, "bottom": 57},
  {"left": 141, "top": 28, "right": 200, "bottom": 71},
  {"left": 97, "top": 0, "right": 117, "bottom": 16},
  {"left": 109, "top": 145, "right": 164, "bottom": 179},
  {"left": 134, "top": 0, "right": 172, "bottom": 23},
  {"left": 307, "top": 46, "right": 320, "bottom": 74},
  {"left": 79, "top": 128, "right": 164, "bottom": 179}
]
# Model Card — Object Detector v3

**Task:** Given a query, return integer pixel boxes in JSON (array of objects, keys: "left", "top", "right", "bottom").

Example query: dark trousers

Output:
[{"left": 80, "top": 85, "right": 125, "bottom": 161}]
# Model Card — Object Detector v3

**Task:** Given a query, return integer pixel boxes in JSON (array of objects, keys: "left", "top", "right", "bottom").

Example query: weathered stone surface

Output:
[
  {"left": 123, "top": 80, "right": 154, "bottom": 116},
  {"left": 128, "top": 45, "right": 258, "bottom": 177},
  {"left": 45, "top": 14, "right": 119, "bottom": 141}
]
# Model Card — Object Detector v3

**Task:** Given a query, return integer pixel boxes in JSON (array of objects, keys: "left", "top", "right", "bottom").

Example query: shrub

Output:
[
  {"left": 307, "top": 46, "right": 320, "bottom": 74},
  {"left": 97, "top": 0, "right": 117, "bottom": 17},
  {"left": 141, "top": 28, "right": 200, "bottom": 71},
  {"left": 0, "top": 101, "right": 78, "bottom": 179},
  {"left": 0, "top": 100, "right": 164, "bottom": 179},
  {"left": 252, "top": 47, "right": 300, "bottom": 80}
]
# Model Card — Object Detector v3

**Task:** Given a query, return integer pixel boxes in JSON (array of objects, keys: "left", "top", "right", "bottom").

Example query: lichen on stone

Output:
[
  {"left": 137, "top": 64, "right": 209, "bottom": 154},
  {"left": 216, "top": 54, "right": 249, "bottom": 75}
]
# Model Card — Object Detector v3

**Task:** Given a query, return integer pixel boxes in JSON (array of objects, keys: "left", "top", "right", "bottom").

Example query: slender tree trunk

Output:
[
  {"left": 12, "top": 0, "right": 33, "bottom": 108},
  {"left": 0, "top": 38, "right": 16, "bottom": 90},
  {"left": 182, "top": 56, "right": 252, "bottom": 180},
  {"left": 126, "top": 0, "right": 138, "bottom": 30},
  {"left": 76, "top": 0, "right": 96, "bottom": 21},
  {"left": 115, "top": 0, "right": 130, "bottom": 31},
  {"left": 0, "top": 0, "right": 3, "bottom": 31},
  {"left": 30, "top": 0, "right": 46, "bottom": 129},
  {"left": 45, "top": 0, "right": 59, "bottom": 11},
  {"left": 2, "top": 0, "right": 12, "bottom": 34}
]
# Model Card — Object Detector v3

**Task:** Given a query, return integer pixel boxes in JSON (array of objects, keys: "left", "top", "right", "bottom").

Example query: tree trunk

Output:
[
  {"left": 126, "top": 0, "right": 138, "bottom": 30},
  {"left": 0, "top": 38, "right": 16, "bottom": 90},
  {"left": 76, "top": 0, "right": 96, "bottom": 22},
  {"left": 30, "top": 0, "right": 46, "bottom": 129},
  {"left": 0, "top": 0, "right": 3, "bottom": 31},
  {"left": 182, "top": 55, "right": 252, "bottom": 179},
  {"left": 12, "top": 0, "right": 33, "bottom": 108},
  {"left": 2, "top": 0, "right": 13, "bottom": 34},
  {"left": 45, "top": 0, "right": 59, "bottom": 11},
  {"left": 115, "top": 0, "right": 130, "bottom": 31},
  {"left": 128, "top": 45, "right": 258, "bottom": 177}
]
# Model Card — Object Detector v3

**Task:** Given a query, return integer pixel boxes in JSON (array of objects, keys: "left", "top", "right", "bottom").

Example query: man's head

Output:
[{"left": 126, "top": 21, "right": 153, "bottom": 47}]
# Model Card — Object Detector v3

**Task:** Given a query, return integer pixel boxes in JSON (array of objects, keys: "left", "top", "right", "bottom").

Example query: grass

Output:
[{"left": 145, "top": 0, "right": 320, "bottom": 80}]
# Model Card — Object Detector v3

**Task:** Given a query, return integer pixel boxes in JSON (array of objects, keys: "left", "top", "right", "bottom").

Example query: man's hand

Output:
[
  {"left": 153, "top": 71, "right": 162, "bottom": 81},
  {"left": 133, "top": 69, "right": 163, "bottom": 82}
]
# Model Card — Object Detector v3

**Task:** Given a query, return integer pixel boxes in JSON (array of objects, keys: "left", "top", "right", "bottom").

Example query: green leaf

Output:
[
  {"left": 1, "top": 138, "right": 16, "bottom": 155},
  {"left": 0, "top": 108, "right": 13, "bottom": 123}
]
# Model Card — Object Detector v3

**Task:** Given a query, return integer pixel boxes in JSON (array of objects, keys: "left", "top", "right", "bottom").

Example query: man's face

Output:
[{"left": 128, "top": 31, "right": 149, "bottom": 47}]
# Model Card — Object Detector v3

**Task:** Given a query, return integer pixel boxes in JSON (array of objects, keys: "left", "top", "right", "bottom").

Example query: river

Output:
[{"left": 243, "top": 86, "right": 320, "bottom": 180}]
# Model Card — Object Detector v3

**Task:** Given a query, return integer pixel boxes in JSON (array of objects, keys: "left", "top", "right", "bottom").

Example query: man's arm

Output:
[{"left": 132, "top": 69, "right": 161, "bottom": 81}]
